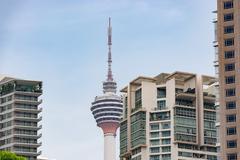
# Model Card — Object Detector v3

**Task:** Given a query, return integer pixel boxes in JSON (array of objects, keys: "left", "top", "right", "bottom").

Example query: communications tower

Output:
[{"left": 90, "top": 18, "right": 123, "bottom": 160}]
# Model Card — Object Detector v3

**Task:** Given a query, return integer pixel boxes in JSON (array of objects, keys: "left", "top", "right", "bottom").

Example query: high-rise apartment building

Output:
[
  {"left": 120, "top": 72, "right": 218, "bottom": 160},
  {"left": 90, "top": 18, "right": 123, "bottom": 160},
  {"left": 0, "top": 76, "right": 42, "bottom": 160},
  {"left": 215, "top": 1, "right": 240, "bottom": 160}
]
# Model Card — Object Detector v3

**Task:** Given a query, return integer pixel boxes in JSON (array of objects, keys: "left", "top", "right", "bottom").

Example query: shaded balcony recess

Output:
[
  {"left": 175, "top": 88, "right": 196, "bottom": 101},
  {"left": 150, "top": 112, "right": 170, "bottom": 121},
  {"left": 0, "top": 81, "right": 42, "bottom": 96},
  {"left": 204, "top": 102, "right": 216, "bottom": 110},
  {"left": 175, "top": 98, "right": 195, "bottom": 107}
]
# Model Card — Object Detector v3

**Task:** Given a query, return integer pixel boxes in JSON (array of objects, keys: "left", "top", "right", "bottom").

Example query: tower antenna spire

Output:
[
  {"left": 91, "top": 18, "right": 123, "bottom": 160},
  {"left": 107, "top": 17, "right": 113, "bottom": 81},
  {"left": 102, "top": 17, "right": 117, "bottom": 94}
]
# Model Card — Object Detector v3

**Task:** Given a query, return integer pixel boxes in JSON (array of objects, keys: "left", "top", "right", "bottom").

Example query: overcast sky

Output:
[{"left": 0, "top": 0, "right": 216, "bottom": 160}]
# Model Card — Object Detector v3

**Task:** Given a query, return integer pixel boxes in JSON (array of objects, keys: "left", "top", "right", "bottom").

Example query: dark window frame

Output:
[
  {"left": 227, "top": 140, "right": 237, "bottom": 148},
  {"left": 224, "top": 38, "right": 234, "bottom": 46},
  {"left": 224, "top": 1, "right": 234, "bottom": 9},
  {"left": 224, "top": 13, "right": 234, "bottom": 22},
  {"left": 225, "top": 75, "right": 235, "bottom": 84},
  {"left": 225, "top": 63, "right": 235, "bottom": 71},
  {"left": 226, "top": 101, "right": 236, "bottom": 109},
  {"left": 224, "top": 25, "right": 234, "bottom": 34},
  {"left": 226, "top": 88, "right": 236, "bottom": 97},
  {"left": 227, "top": 127, "right": 237, "bottom": 135},
  {"left": 227, "top": 153, "right": 237, "bottom": 160},
  {"left": 226, "top": 114, "right": 236, "bottom": 122},
  {"left": 225, "top": 50, "right": 235, "bottom": 59}
]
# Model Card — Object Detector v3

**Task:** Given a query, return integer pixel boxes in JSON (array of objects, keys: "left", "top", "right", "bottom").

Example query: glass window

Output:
[
  {"left": 157, "top": 88, "right": 166, "bottom": 98},
  {"left": 207, "top": 155, "right": 217, "bottom": 160},
  {"left": 226, "top": 114, "right": 236, "bottom": 122},
  {"left": 151, "top": 132, "right": 160, "bottom": 138},
  {"left": 227, "top": 153, "right": 237, "bottom": 160},
  {"left": 224, "top": 1, "right": 233, "bottom": 9},
  {"left": 150, "top": 155, "right": 160, "bottom": 160},
  {"left": 150, "top": 123, "right": 159, "bottom": 130},
  {"left": 175, "top": 107, "right": 196, "bottom": 118},
  {"left": 150, "top": 139, "right": 160, "bottom": 146},
  {"left": 226, "top": 101, "right": 236, "bottom": 109},
  {"left": 157, "top": 100, "right": 166, "bottom": 110},
  {"left": 226, "top": 88, "right": 235, "bottom": 97},
  {"left": 225, "top": 38, "right": 234, "bottom": 46},
  {"left": 162, "top": 146, "right": 171, "bottom": 152},
  {"left": 135, "top": 89, "right": 142, "bottom": 109},
  {"left": 162, "top": 139, "right": 171, "bottom": 145},
  {"left": 178, "top": 151, "right": 192, "bottom": 158},
  {"left": 224, "top": 13, "right": 234, "bottom": 21},
  {"left": 204, "top": 111, "right": 216, "bottom": 121},
  {"left": 161, "top": 131, "right": 170, "bottom": 137},
  {"left": 150, "top": 147, "right": 160, "bottom": 153},
  {"left": 224, "top": 26, "right": 234, "bottom": 34},
  {"left": 225, "top": 63, "right": 235, "bottom": 71},
  {"left": 162, "top": 122, "right": 170, "bottom": 129},
  {"left": 225, "top": 76, "right": 235, "bottom": 84},
  {"left": 150, "top": 112, "right": 170, "bottom": 121},
  {"left": 227, "top": 140, "right": 237, "bottom": 148},
  {"left": 227, "top": 127, "right": 237, "bottom": 135},
  {"left": 225, "top": 50, "right": 235, "bottom": 59}
]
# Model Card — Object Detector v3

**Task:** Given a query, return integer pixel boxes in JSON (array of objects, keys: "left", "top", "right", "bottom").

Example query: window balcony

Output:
[
  {"left": 13, "top": 141, "right": 42, "bottom": 147},
  {"left": 14, "top": 99, "right": 42, "bottom": 105}
]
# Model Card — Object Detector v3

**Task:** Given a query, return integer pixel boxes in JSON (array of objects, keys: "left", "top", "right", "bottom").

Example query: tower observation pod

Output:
[{"left": 90, "top": 18, "right": 123, "bottom": 160}]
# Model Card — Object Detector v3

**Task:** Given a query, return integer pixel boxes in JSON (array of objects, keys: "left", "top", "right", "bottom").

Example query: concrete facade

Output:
[
  {"left": 215, "top": 0, "right": 240, "bottom": 159},
  {"left": 120, "top": 72, "right": 218, "bottom": 160}
]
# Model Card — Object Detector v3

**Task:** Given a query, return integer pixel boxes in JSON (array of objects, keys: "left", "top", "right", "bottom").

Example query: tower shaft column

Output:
[{"left": 104, "top": 133, "right": 116, "bottom": 160}]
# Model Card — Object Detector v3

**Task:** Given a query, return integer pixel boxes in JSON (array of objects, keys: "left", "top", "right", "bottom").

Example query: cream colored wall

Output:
[
  {"left": 196, "top": 75, "right": 204, "bottom": 145},
  {"left": 166, "top": 78, "right": 176, "bottom": 108},
  {"left": 127, "top": 84, "right": 132, "bottom": 152},
  {"left": 122, "top": 93, "right": 127, "bottom": 119},
  {"left": 166, "top": 78, "right": 177, "bottom": 160},
  {"left": 184, "top": 77, "right": 196, "bottom": 92},
  {"left": 142, "top": 81, "right": 157, "bottom": 159},
  {"left": 142, "top": 81, "right": 157, "bottom": 111}
]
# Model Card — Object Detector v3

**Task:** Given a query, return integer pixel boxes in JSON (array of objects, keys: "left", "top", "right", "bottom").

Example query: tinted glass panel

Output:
[
  {"left": 225, "top": 63, "right": 235, "bottom": 71},
  {"left": 225, "top": 76, "right": 235, "bottom": 84},
  {"left": 225, "top": 51, "right": 235, "bottom": 59},
  {"left": 224, "top": 13, "right": 234, "bottom": 21},
  {"left": 226, "top": 114, "right": 236, "bottom": 122},
  {"left": 224, "top": 1, "right": 233, "bottom": 9},
  {"left": 227, "top": 127, "right": 237, "bottom": 135},
  {"left": 226, "top": 88, "right": 235, "bottom": 97},
  {"left": 226, "top": 101, "right": 236, "bottom": 109},
  {"left": 227, "top": 140, "right": 237, "bottom": 148},
  {"left": 225, "top": 38, "right": 234, "bottom": 46},
  {"left": 224, "top": 26, "right": 234, "bottom": 34}
]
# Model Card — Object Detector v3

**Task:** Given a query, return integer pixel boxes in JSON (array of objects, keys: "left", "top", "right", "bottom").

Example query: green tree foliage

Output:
[{"left": 0, "top": 151, "right": 26, "bottom": 160}]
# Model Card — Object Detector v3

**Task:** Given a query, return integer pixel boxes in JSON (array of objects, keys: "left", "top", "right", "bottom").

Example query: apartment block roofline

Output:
[
  {"left": 120, "top": 76, "right": 155, "bottom": 92},
  {"left": 0, "top": 75, "right": 42, "bottom": 85},
  {"left": 120, "top": 71, "right": 215, "bottom": 92},
  {"left": 202, "top": 75, "right": 216, "bottom": 85},
  {"left": 165, "top": 71, "right": 196, "bottom": 81}
]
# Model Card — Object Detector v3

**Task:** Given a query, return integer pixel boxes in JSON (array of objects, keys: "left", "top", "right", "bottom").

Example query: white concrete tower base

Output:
[{"left": 104, "top": 133, "right": 116, "bottom": 160}]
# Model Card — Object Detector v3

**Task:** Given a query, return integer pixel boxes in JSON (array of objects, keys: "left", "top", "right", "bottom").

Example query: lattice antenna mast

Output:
[
  {"left": 107, "top": 17, "right": 113, "bottom": 81},
  {"left": 102, "top": 17, "right": 117, "bottom": 94}
]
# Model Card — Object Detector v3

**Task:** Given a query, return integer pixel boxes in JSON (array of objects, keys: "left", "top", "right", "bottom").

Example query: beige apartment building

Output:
[
  {"left": 119, "top": 71, "right": 218, "bottom": 160},
  {"left": 214, "top": 0, "right": 240, "bottom": 160}
]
